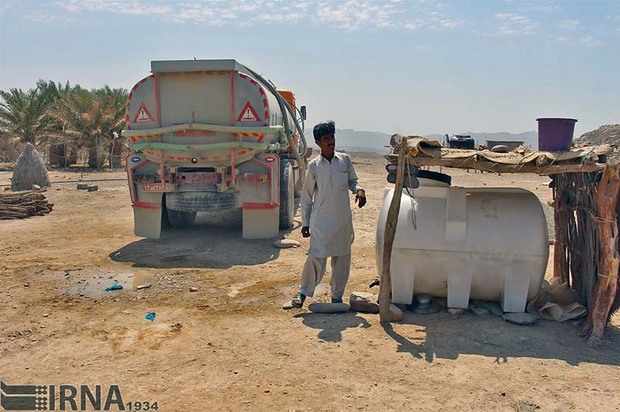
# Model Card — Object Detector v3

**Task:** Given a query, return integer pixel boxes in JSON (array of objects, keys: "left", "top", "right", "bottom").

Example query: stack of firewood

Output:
[{"left": 0, "top": 190, "right": 53, "bottom": 219}]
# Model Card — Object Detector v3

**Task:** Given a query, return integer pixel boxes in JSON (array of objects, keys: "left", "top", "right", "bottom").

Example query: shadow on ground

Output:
[
  {"left": 381, "top": 310, "right": 620, "bottom": 366},
  {"left": 294, "top": 312, "right": 372, "bottom": 342},
  {"left": 110, "top": 224, "right": 290, "bottom": 269}
]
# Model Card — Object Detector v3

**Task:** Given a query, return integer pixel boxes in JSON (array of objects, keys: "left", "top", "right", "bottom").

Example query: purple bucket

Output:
[{"left": 537, "top": 118, "right": 577, "bottom": 151}]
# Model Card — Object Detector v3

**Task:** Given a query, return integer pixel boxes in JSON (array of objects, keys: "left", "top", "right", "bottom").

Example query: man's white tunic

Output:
[{"left": 300, "top": 152, "right": 362, "bottom": 258}]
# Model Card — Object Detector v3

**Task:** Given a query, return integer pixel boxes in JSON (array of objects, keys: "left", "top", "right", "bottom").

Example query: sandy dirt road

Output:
[{"left": 0, "top": 153, "right": 618, "bottom": 411}]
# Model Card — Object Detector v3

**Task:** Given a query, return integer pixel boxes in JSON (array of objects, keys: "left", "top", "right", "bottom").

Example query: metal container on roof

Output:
[{"left": 486, "top": 140, "right": 524, "bottom": 151}]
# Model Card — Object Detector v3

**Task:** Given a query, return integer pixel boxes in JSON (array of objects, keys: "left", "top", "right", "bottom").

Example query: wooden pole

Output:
[
  {"left": 583, "top": 162, "right": 620, "bottom": 342},
  {"left": 380, "top": 138, "right": 407, "bottom": 323},
  {"left": 552, "top": 173, "right": 566, "bottom": 282}
]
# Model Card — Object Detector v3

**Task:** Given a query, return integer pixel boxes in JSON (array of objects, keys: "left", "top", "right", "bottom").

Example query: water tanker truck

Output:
[{"left": 122, "top": 59, "right": 310, "bottom": 239}]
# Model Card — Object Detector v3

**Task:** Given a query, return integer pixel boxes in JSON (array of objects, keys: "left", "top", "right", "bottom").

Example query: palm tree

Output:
[
  {"left": 0, "top": 81, "right": 60, "bottom": 146},
  {"left": 50, "top": 86, "right": 127, "bottom": 168},
  {"left": 95, "top": 86, "right": 128, "bottom": 168},
  {"left": 36, "top": 80, "right": 75, "bottom": 167}
]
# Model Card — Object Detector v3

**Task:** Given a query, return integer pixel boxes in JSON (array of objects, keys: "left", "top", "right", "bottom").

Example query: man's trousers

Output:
[{"left": 299, "top": 254, "right": 351, "bottom": 300}]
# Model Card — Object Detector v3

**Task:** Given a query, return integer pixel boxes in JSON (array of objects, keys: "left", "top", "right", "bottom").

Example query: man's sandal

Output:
[{"left": 282, "top": 293, "right": 306, "bottom": 310}]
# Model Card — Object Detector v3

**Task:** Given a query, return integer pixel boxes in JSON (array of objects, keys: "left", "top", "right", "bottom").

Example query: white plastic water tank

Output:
[{"left": 376, "top": 171, "right": 549, "bottom": 312}]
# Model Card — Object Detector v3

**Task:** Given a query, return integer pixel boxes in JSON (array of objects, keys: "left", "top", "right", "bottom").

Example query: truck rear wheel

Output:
[
  {"left": 167, "top": 209, "right": 196, "bottom": 228},
  {"left": 166, "top": 190, "right": 240, "bottom": 212},
  {"left": 279, "top": 161, "right": 295, "bottom": 229}
]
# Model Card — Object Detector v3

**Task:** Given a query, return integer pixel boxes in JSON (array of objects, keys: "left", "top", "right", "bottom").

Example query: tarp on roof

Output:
[{"left": 386, "top": 136, "right": 612, "bottom": 175}]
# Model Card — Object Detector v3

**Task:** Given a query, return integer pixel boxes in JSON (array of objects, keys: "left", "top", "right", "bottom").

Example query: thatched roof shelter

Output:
[
  {"left": 385, "top": 136, "right": 612, "bottom": 174},
  {"left": 381, "top": 135, "right": 619, "bottom": 344}
]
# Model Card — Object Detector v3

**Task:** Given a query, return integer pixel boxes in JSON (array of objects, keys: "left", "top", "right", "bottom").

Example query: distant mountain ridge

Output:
[
  {"left": 328, "top": 129, "right": 539, "bottom": 153},
  {"left": 330, "top": 129, "right": 392, "bottom": 154}
]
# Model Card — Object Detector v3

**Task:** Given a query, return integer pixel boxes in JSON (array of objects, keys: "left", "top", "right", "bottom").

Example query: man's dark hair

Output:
[{"left": 313, "top": 120, "right": 335, "bottom": 141}]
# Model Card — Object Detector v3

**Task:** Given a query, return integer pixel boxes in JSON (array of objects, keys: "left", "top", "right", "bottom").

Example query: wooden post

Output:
[
  {"left": 584, "top": 162, "right": 620, "bottom": 342},
  {"left": 552, "top": 173, "right": 567, "bottom": 282},
  {"left": 380, "top": 138, "right": 407, "bottom": 323}
]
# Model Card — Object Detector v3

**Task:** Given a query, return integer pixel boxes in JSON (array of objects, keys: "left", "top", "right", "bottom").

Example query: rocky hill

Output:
[{"left": 574, "top": 124, "right": 620, "bottom": 147}]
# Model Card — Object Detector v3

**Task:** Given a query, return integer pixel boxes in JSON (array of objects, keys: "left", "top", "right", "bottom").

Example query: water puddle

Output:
[{"left": 62, "top": 269, "right": 154, "bottom": 298}]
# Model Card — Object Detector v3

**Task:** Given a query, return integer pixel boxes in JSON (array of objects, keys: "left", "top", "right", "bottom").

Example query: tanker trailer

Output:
[{"left": 122, "top": 59, "right": 310, "bottom": 239}]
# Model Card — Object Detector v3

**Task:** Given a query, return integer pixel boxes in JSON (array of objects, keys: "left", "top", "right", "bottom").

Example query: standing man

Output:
[{"left": 284, "top": 121, "right": 366, "bottom": 309}]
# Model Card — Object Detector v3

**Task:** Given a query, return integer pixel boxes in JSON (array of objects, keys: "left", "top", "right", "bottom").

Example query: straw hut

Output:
[{"left": 11, "top": 143, "right": 50, "bottom": 191}]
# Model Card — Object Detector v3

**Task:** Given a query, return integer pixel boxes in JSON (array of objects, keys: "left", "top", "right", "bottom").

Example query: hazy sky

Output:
[{"left": 1, "top": 0, "right": 618, "bottom": 137}]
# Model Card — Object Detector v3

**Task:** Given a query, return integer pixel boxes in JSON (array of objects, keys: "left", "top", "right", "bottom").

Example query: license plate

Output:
[{"left": 141, "top": 183, "right": 172, "bottom": 192}]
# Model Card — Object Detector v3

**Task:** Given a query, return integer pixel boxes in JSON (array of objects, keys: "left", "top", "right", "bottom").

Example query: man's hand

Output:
[
  {"left": 301, "top": 226, "right": 310, "bottom": 237},
  {"left": 355, "top": 189, "right": 367, "bottom": 208}
]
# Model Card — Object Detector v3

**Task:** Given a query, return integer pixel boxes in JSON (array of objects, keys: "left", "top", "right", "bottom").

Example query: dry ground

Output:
[{"left": 0, "top": 153, "right": 619, "bottom": 411}]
